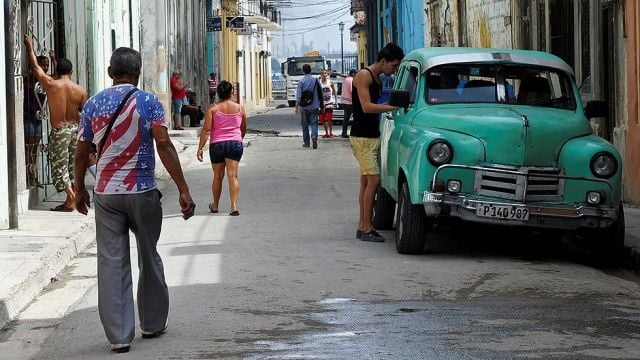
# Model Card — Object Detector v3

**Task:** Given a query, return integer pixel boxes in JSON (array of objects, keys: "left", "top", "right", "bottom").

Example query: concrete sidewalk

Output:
[
  {"left": 0, "top": 109, "right": 267, "bottom": 330},
  {"left": 2, "top": 108, "right": 640, "bottom": 331}
]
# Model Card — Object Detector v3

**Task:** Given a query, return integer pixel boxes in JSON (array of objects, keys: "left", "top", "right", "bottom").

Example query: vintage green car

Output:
[{"left": 373, "top": 47, "right": 624, "bottom": 258}]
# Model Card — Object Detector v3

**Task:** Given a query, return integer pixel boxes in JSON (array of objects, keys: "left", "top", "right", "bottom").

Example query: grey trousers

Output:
[{"left": 94, "top": 189, "right": 168, "bottom": 344}]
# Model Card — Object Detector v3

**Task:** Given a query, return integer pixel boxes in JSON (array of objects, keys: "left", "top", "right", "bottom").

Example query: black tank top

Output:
[{"left": 350, "top": 68, "right": 381, "bottom": 138}]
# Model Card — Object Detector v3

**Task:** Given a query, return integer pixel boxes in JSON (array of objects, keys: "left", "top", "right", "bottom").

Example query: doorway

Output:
[{"left": 24, "top": 0, "right": 65, "bottom": 196}]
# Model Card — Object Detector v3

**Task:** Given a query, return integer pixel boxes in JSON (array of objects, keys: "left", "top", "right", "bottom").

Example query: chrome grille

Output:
[{"left": 474, "top": 167, "right": 563, "bottom": 201}]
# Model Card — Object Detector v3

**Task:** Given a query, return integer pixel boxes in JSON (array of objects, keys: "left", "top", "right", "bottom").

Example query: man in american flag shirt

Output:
[{"left": 73, "top": 47, "right": 195, "bottom": 353}]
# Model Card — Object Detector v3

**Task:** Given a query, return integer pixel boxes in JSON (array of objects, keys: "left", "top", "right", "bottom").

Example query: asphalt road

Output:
[{"left": 2, "top": 108, "right": 640, "bottom": 359}]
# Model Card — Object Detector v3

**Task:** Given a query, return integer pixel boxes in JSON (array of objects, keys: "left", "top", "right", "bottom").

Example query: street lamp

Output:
[{"left": 338, "top": 21, "right": 344, "bottom": 73}]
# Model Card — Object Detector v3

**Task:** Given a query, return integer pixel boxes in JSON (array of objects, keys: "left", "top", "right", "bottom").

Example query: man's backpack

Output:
[{"left": 300, "top": 81, "right": 317, "bottom": 107}]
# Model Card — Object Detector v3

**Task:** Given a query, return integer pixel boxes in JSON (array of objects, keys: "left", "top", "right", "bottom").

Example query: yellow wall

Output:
[
  {"left": 221, "top": 0, "right": 238, "bottom": 83},
  {"left": 357, "top": 32, "right": 368, "bottom": 68}
]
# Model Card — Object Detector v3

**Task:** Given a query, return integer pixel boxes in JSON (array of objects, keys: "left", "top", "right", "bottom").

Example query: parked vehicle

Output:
[{"left": 374, "top": 47, "right": 623, "bottom": 260}]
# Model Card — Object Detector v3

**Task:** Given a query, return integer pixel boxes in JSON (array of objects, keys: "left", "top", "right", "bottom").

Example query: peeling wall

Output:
[
  {"left": 464, "top": 0, "right": 511, "bottom": 48},
  {"left": 424, "top": 0, "right": 512, "bottom": 49}
]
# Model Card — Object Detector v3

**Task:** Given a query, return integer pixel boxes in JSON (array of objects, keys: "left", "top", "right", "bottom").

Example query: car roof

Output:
[{"left": 403, "top": 47, "right": 574, "bottom": 76}]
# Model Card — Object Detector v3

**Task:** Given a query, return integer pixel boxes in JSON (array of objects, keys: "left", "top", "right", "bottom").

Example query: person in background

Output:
[
  {"left": 23, "top": 52, "right": 53, "bottom": 187},
  {"left": 208, "top": 72, "right": 217, "bottom": 103},
  {"left": 196, "top": 80, "right": 247, "bottom": 216},
  {"left": 377, "top": 73, "right": 396, "bottom": 104},
  {"left": 74, "top": 47, "right": 195, "bottom": 353},
  {"left": 170, "top": 69, "right": 188, "bottom": 130},
  {"left": 350, "top": 43, "right": 404, "bottom": 243},
  {"left": 24, "top": 36, "right": 87, "bottom": 211},
  {"left": 338, "top": 69, "right": 357, "bottom": 138},
  {"left": 294, "top": 64, "right": 324, "bottom": 149},
  {"left": 181, "top": 88, "right": 204, "bottom": 127},
  {"left": 319, "top": 69, "right": 337, "bottom": 138}
]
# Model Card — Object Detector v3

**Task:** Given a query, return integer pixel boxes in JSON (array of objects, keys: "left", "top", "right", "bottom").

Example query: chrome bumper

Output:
[{"left": 423, "top": 192, "right": 617, "bottom": 230}]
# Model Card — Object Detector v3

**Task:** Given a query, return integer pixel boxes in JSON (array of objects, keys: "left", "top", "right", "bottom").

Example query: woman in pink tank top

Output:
[{"left": 196, "top": 81, "right": 247, "bottom": 216}]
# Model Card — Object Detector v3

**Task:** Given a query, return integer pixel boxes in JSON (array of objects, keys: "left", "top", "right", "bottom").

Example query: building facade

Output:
[{"left": 0, "top": 0, "right": 280, "bottom": 229}]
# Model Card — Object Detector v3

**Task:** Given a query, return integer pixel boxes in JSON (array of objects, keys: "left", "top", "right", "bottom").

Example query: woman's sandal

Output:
[
  {"left": 208, "top": 203, "right": 218, "bottom": 213},
  {"left": 229, "top": 210, "right": 240, "bottom": 216},
  {"left": 50, "top": 203, "right": 74, "bottom": 212}
]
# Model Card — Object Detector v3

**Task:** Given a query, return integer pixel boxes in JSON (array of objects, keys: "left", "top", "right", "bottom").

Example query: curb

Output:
[
  {"left": 622, "top": 204, "right": 640, "bottom": 272},
  {"left": 0, "top": 213, "right": 95, "bottom": 330}
]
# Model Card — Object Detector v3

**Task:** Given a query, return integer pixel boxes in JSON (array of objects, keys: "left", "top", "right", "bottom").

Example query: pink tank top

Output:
[{"left": 210, "top": 109, "right": 243, "bottom": 143}]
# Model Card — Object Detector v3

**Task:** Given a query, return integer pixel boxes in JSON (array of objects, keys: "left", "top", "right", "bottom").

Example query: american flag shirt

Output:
[{"left": 78, "top": 84, "right": 167, "bottom": 194}]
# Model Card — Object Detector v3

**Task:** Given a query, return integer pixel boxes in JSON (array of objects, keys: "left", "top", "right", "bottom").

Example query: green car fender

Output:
[
  {"left": 396, "top": 127, "right": 486, "bottom": 205},
  {"left": 558, "top": 135, "right": 623, "bottom": 206}
]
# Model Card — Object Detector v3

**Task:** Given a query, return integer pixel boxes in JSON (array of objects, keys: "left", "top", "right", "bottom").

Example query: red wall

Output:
[{"left": 625, "top": 0, "right": 640, "bottom": 204}]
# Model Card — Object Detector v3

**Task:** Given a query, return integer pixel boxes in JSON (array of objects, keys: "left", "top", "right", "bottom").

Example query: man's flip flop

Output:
[
  {"left": 50, "top": 204, "right": 73, "bottom": 212},
  {"left": 208, "top": 203, "right": 218, "bottom": 213}
]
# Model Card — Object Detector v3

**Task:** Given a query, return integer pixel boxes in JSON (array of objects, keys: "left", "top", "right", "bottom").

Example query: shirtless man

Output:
[{"left": 24, "top": 36, "right": 87, "bottom": 211}]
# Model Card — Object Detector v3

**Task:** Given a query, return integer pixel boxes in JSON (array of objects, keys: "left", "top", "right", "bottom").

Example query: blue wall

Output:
[
  {"left": 376, "top": 0, "right": 424, "bottom": 53},
  {"left": 397, "top": 0, "right": 424, "bottom": 52}
]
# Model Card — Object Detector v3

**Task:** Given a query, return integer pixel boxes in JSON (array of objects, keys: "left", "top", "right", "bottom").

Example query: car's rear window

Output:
[{"left": 426, "top": 64, "right": 577, "bottom": 110}]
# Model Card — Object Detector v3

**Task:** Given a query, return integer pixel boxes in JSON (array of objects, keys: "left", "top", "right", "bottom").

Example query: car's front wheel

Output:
[
  {"left": 395, "top": 182, "right": 431, "bottom": 254},
  {"left": 373, "top": 186, "right": 396, "bottom": 230}
]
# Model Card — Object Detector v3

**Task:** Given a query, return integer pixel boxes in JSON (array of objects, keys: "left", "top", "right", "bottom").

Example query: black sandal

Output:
[
  {"left": 208, "top": 203, "right": 218, "bottom": 213},
  {"left": 229, "top": 210, "right": 239, "bottom": 216}
]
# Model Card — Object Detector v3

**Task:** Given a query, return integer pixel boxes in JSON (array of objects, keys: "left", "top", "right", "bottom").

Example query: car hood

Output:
[{"left": 412, "top": 105, "right": 593, "bottom": 166}]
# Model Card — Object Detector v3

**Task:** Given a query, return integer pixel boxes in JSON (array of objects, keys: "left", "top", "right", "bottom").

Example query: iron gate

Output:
[{"left": 25, "top": 0, "right": 64, "bottom": 198}]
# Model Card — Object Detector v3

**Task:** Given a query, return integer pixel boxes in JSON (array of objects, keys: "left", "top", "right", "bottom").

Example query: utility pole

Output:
[{"left": 338, "top": 22, "right": 344, "bottom": 73}]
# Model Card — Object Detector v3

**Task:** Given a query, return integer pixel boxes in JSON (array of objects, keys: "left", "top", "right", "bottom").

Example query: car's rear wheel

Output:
[
  {"left": 373, "top": 186, "right": 396, "bottom": 230},
  {"left": 395, "top": 182, "right": 430, "bottom": 254},
  {"left": 584, "top": 204, "right": 625, "bottom": 265}
]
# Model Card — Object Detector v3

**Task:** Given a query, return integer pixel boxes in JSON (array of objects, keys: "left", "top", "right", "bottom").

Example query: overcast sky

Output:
[{"left": 271, "top": 0, "right": 357, "bottom": 60}]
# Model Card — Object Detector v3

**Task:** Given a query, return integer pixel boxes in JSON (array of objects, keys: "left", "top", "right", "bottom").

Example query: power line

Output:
[
  {"left": 280, "top": 4, "right": 349, "bottom": 21},
  {"left": 274, "top": 9, "right": 351, "bottom": 36}
]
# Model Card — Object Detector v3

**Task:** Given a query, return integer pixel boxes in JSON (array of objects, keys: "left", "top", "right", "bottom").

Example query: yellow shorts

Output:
[{"left": 350, "top": 137, "right": 381, "bottom": 175}]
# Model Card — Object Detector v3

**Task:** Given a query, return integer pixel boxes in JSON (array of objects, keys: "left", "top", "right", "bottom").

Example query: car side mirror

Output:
[
  {"left": 584, "top": 100, "right": 608, "bottom": 119},
  {"left": 388, "top": 89, "right": 411, "bottom": 110}
]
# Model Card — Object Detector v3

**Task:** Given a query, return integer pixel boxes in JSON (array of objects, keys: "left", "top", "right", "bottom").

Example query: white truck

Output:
[{"left": 281, "top": 51, "right": 330, "bottom": 107}]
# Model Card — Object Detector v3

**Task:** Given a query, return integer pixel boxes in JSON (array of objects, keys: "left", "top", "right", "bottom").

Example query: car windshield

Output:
[
  {"left": 426, "top": 64, "right": 577, "bottom": 110},
  {"left": 287, "top": 60, "right": 325, "bottom": 76}
]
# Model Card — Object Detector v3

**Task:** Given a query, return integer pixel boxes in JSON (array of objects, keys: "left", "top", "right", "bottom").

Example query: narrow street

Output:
[{"left": 2, "top": 108, "right": 640, "bottom": 359}]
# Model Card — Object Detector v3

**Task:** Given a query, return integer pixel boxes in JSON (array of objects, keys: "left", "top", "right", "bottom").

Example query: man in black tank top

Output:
[{"left": 350, "top": 43, "right": 404, "bottom": 243}]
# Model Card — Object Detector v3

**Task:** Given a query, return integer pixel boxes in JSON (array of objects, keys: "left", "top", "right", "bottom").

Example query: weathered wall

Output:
[
  {"left": 169, "top": 0, "right": 208, "bottom": 109},
  {"left": 424, "top": 0, "right": 512, "bottom": 49},
  {"left": 464, "top": 0, "right": 512, "bottom": 48},
  {"left": 1, "top": 0, "right": 9, "bottom": 228},
  {"left": 139, "top": 0, "right": 170, "bottom": 113}
]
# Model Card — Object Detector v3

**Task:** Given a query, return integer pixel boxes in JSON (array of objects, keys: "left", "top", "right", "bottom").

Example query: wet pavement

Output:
[{"left": 249, "top": 297, "right": 640, "bottom": 359}]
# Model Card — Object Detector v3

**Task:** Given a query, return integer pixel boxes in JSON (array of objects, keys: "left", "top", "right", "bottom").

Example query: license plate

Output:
[{"left": 475, "top": 203, "right": 529, "bottom": 221}]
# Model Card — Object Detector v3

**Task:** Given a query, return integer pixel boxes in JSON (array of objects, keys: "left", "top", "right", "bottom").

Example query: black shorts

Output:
[{"left": 209, "top": 140, "right": 243, "bottom": 164}]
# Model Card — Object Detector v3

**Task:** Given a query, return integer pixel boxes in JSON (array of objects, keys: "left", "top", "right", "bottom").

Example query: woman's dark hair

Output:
[
  {"left": 56, "top": 59, "right": 73, "bottom": 75},
  {"left": 217, "top": 80, "right": 234, "bottom": 100}
]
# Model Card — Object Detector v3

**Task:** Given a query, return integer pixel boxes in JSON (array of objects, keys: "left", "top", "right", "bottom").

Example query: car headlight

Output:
[
  {"left": 427, "top": 140, "right": 453, "bottom": 166},
  {"left": 590, "top": 152, "right": 617, "bottom": 179}
]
